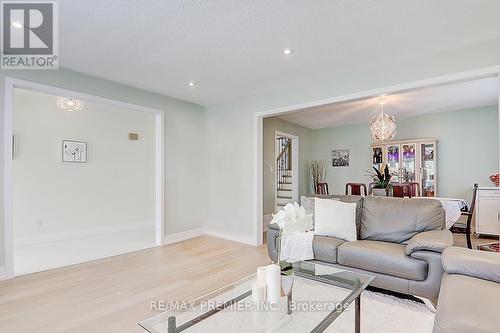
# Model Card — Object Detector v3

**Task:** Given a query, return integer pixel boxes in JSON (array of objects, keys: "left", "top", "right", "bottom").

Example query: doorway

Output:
[
  {"left": 3, "top": 78, "right": 165, "bottom": 277},
  {"left": 274, "top": 131, "right": 299, "bottom": 212},
  {"left": 255, "top": 68, "right": 500, "bottom": 246}
]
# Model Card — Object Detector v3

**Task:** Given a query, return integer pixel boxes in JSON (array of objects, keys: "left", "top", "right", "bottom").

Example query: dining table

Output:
[{"left": 416, "top": 197, "right": 468, "bottom": 229}]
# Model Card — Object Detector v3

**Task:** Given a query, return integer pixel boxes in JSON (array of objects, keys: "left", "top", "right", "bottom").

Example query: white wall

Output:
[
  {"left": 205, "top": 38, "right": 500, "bottom": 244},
  {"left": 0, "top": 68, "right": 207, "bottom": 267},
  {"left": 12, "top": 89, "right": 155, "bottom": 240},
  {"left": 310, "top": 106, "right": 499, "bottom": 200}
]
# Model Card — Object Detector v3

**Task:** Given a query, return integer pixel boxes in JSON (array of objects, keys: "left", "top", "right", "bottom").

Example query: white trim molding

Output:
[
  {"left": 163, "top": 228, "right": 205, "bottom": 245},
  {"left": 204, "top": 228, "right": 256, "bottom": 246},
  {"left": 14, "top": 222, "right": 155, "bottom": 247},
  {"left": 254, "top": 65, "right": 500, "bottom": 246},
  {"left": 0, "top": 266, "right": 8, "bottom": 281},
  {"left": 163, "top": 227, "right": 256, "bottom": 246}
]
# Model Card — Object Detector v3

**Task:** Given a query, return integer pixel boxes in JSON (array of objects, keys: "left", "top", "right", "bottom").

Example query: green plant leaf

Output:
[{"left": 280, "top": 262, "right": 294, "bottom": 276}]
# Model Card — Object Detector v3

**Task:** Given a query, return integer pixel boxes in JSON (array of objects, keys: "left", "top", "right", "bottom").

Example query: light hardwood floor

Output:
[
  {"left": 0, "top": 236, "right": 270, "bottom": 333},
  {"left": 1, "top": 233, "right": 494, "bottom": 333},
  {"left": 452, "top": 232, "right": 499, "bottom": 249}
]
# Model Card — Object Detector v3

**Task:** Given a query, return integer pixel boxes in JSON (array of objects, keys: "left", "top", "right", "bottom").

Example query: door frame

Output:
[
  {"left": 274, "top": 131, "right": 299, "bottom": 211},
  {"left": 2, "top": 77, "right": 166, "bottom": 279},
  {"left": 254, "top": 66, "right": 500, "bottom": 246}
]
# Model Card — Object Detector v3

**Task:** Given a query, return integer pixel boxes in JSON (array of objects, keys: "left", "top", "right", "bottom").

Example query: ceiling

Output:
[
  {"left": 278, "top": 77, "right": 498, "bottom": 129},
  {"left": 59, "top": 1, "right": 500, "bottom": 106}
]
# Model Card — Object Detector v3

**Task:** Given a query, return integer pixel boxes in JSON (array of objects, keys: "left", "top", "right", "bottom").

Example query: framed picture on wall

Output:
[
  {"left": 62, "top": 140, "right": 87, "bottom": 163},
  {"left": 332, "top": 149, "right": 349, "bottom": 167}
]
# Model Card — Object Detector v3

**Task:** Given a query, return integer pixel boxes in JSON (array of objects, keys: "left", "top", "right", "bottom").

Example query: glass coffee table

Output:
[{"left": 139, "top": 261, "right": 374, "bottom": 333}]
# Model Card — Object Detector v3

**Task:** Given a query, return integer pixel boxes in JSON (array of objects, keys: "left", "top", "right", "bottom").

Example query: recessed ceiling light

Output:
[
  {"left": 12, "top": 21, "right": 23, "bottom": 29},
  {"left": 187, "top": 81, "right": 196, "bottom": 87},
  {"left": 282, "top": 48, "right": 293, "bottom": 55}
]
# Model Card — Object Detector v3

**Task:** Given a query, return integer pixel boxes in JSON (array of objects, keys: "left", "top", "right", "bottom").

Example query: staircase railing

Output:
[{"left": 276, "top": 138, "right": 291, "bottom": 190}]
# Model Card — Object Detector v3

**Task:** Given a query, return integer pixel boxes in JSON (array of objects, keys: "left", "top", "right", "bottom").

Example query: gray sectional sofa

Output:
[
  {"left": 267, "top": 195, "right": 454, "bottom": 303},
  {"left": 433, "top": 246, "right": 500, "bottom": 333}
]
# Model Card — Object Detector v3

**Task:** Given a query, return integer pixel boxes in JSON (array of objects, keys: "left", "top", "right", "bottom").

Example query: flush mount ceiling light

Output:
[
  {"left": 282, "top": 48, "right": 293, "bottom": 55},
  {"left": 57, "top": 97, "right": 84, "bottom": 112},
  {"left": 369, "top": 97, "right": 396, "bottom": 141},
  {"left": 187, "top": 81, "right": 196, "bottom": 87},
  {"left": 12, "top": 21, "right": 23, "bottom": 29}
]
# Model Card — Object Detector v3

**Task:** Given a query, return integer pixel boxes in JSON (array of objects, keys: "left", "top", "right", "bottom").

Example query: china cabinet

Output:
[{"left": 371, "top": 138, "right": 437, "bottom": 197}]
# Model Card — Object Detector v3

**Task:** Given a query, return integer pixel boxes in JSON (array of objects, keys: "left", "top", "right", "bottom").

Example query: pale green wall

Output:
[
  {"left": 205, "top": 39, "right": 500, "bottom": 243},
  {"left": 0, "top": 68, "right": 206, "bottom": 267},
  {"left": 263, "top": 117, "right": 312, "bottom": 215},
  {"left": 310, "top": 122, "right": 373, "bottom": 196},
  {"left": 311, "top": 106, "right": 499, "bottom": 201}
]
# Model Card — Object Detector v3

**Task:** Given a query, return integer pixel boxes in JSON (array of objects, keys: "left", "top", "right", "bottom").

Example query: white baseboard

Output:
[
  {"left": 203, "top": 228, "right": 256, "bottom": 246},
  {"left": 163, "top": 227, "right": 205, "bottom": 245},
  {"left": 163, "top": 227, "right": 257, "bottom": 246},
  {"left": 14, "top": 221, "right": 155, "bottom": 246},
  {"left": 0, "top": 266, "right": 9, "bottom": 281}
]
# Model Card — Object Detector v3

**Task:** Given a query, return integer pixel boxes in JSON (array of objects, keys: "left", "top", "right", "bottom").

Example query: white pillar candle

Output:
[
  {"left": 265, "top": 264, "right": 281, "bottom": 304},
  {"left": 256, "top": 266, "right": 267, "bottom": 283},
  {"left": 251, "top": 281, "right": 266, "bottom": 302}
]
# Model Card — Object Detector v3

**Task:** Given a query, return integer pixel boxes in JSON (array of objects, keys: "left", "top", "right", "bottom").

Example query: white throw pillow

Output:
[{"left": 314, "top": 197, "right": 357, "bottom": 241}]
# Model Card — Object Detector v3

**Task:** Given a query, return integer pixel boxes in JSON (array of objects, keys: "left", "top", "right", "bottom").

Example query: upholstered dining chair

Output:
[
  {"left": 345, "top": 183, "right": 368, "bottom": 196},
  {"left": 315, "top": 182, "right": 330, "bottom": 195},
  {"left": 391, "top": 183, "right": 412, "bottom": 198},
  {"left": 408, "top": 182, "right": 420, "bottom": 197}
]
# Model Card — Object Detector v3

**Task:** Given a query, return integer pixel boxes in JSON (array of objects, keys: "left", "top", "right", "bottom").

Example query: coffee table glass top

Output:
[{"left": 139, "top": 261, "right": 374, "bottom": 333}]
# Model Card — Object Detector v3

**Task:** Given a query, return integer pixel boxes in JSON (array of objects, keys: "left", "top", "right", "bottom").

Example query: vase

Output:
[
  {"left": 280, "top": 272, "right": 294, "bottom": 296},
  {"left": 372, "top": 188, "right": 387, "bottom": 196}
]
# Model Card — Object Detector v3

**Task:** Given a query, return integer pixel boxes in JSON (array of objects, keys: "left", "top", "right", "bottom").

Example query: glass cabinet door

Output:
[
  {"left": 401, "top": 144, "right": 416, "bottom": 183},
  {"left": 421, "top": 143, "right": 436, "bottom": 197},
  {"left": 386, "top": 145, "right": 400, "bottom": 183},
  {"left": 372, "top": 147, "right": 383, "bottom": 169}
]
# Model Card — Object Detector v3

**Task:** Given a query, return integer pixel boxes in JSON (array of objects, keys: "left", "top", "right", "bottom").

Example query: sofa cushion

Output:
[
  {"left": 301, "top": 195, "right": 363, "bottom": 237},
  {"left": 314, "top": 198, "right": 357, "bottom": 241},
  {"left": 433, "top": 274, "right": 500, "bottom": 333},
  {"left": 360, "top": 196, "right": 445, "bottom": 243},
  {"left": 312, "top": 236, "right": 345, "bottom": 264},
  {"left": 337, "top": 240, "right": 428, "bottom": 281}
]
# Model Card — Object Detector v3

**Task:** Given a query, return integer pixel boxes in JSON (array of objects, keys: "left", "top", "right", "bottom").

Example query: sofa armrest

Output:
[
  {"left": 442, "top": 246, "right": 500, "bottom": 284},
  {"left": 268, "top": 223, "right": 279, "bottom": 231},
  {"left": 405, "top": 229, "right": 453, "bottom": 255},
  {"left": 267, "top": 227, "right": 279, "bottom": 262}
]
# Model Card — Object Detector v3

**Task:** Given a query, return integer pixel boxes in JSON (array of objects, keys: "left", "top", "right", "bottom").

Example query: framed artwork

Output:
[
  {"left": 62, "top": 140, "right": 87, "bottom": 163},
  {"left": 332, "top": 149, "right": 349, "bottom": 167}
]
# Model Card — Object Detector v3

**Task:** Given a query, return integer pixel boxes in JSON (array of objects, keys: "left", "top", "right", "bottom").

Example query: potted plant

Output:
[{"left": 369, "top": 165, "right": 392, "bottom": 196}]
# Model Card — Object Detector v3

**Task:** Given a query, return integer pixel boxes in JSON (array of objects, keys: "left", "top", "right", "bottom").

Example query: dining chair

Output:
[
  {"left": 462, "top": 183, "right": 478, "bottom": 249},
  {"left": 345, "top": 183, "right": 367, "bottom": 196},
  {"left": 315, "top": 182, "right": 330, "bottom": 195},
  {"left": 368, "top": 182, "right": 377, "bottom": 195},
  {"left": 391, "top": 183, "right": 412, "bottom": 198},
  {"left": 408, "top": 182, "right": 420, "bottom": 197}
]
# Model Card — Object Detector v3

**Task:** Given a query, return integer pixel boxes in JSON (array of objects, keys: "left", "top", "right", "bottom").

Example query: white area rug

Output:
[
  {"left": 332, "top": 290, "right": 435, "bottom": 333},
  {"left": 144, "top": 277, "right": 435, "bottom": 332}
]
